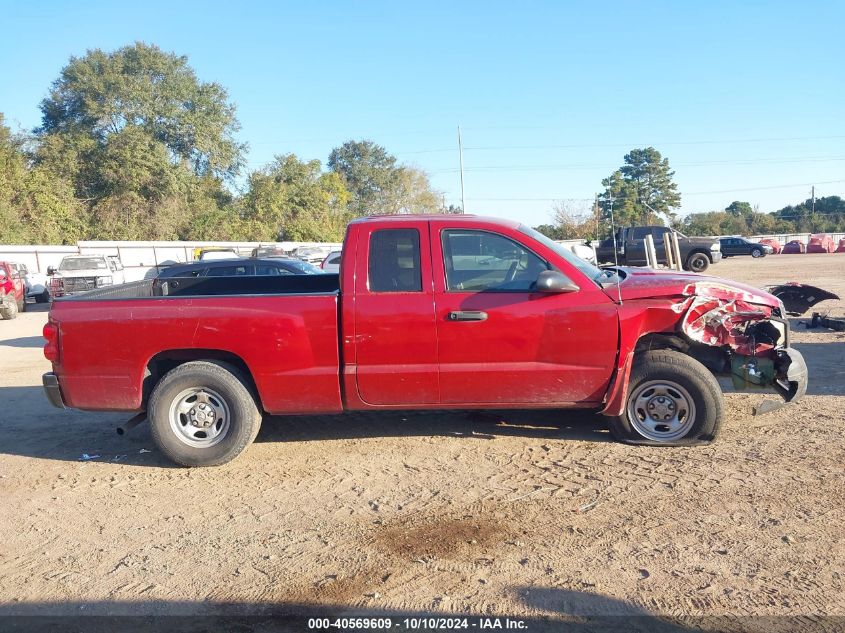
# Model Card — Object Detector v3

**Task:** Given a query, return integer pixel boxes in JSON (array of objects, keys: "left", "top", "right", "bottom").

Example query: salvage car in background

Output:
[
  {"left": 43, "top": 215, "right": 807, "bottom": 467},
  {"left": 48, "top": 254, "right": 125, "bottom": 298},
  {"left": 18, "top": 262, "right": 51, "bottom": 303},
  {"left": 156, "top": 257, "right": 323, "bottom": 279},
  {"left": 782, "top": 240, "right": 806, "bottom": 254},
  {"left": 595, "top": 226, "right": 722, "bottom": 272},
  {"left": 293, "top": 245, "right": 334, "bottom": 264},
  {"left": 807, "top": 234, "right": 835, "bottom": 254},
  {"left": 719, "top": 236, "right": 772, "bottom": 258},
  {"left": 320, "top": 250, "right": 342, "bottom": 273},
  {"left": 0, "top": 261, "right": 26, "bottom": 319},
  {"left": 758, "top": 238, "right": 782, "bottom": 254}
]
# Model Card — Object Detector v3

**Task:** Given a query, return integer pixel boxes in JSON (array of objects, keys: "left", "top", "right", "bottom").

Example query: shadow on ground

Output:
[
  {"left": 0, "top": 591, "right": 784, "bottom": 633},
  {"left": 0, "top": 335, "right": 45, "bottom": 348},
  {"left": 0, "top": 385, "right": 610, "bottom": 467}
]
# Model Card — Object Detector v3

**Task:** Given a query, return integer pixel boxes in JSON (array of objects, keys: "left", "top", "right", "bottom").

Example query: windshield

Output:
[
  {"left": 517, "top": 225, "right": 605, "bottom": 284},
  {"left": 60, "top": 256, "right": 108, "bottom": 271}
]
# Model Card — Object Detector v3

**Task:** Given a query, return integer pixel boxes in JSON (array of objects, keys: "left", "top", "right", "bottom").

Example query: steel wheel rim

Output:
[
  {"left": 627, "top": 379, "right": 696, "bottom": 442},
  {"left": 690, "top": 257, "right": 706, "bottom": 272},
  {"left": 751, "top": 249, "right": 762, "bottom": 258},
  {"left": 168, "top": 387, "right": 231, "bottom": 448}
]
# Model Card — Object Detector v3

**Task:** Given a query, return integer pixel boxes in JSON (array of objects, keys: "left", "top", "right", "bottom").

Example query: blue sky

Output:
[{"left": 2, "top": 1, "right": 843, "bottom": 227}]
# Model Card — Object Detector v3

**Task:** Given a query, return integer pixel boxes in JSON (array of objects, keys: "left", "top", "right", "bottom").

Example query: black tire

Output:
[
  {"left": 36, "top": 290, "right": 50, "bottom": 303},
  {"left": 18, "top": 296, "right": 26, "bottom": 313},
  {"left": 750, "top": 247, "right": 764, "bottom": 258},
  {"left": 148, "top": 361, "right": 262, "bottom": 467},
  {"left": 685, "top": 252, "right": 710, "bottom": 273},
  {"left": 609, "top": 350, "right": 723, "bottom": 446}
]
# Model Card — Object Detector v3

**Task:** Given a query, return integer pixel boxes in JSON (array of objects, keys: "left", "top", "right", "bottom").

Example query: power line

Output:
[
  {"left": 463, "top": 134, "right": 845, "bottom": 152},
  {"left": 466, "top": 179, "right": 845, "bottom": 202},
  {"left": 429, "top": 155, "right": 845, "bottom": 174}
]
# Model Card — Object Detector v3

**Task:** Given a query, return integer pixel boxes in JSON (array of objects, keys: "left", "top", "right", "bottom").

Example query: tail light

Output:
[{"left": 43, "top": 322, "right": 60, "bottom": 362}]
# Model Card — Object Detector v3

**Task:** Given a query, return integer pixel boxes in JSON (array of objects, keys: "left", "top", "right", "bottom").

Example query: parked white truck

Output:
[{"left": 48, "top": 254, "right": 125, "bottom": 297}]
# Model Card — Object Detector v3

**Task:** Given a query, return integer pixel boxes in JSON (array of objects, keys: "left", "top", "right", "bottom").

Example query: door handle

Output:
[{"left": 448, "top": 310, "right": 488, "bottom": 322}]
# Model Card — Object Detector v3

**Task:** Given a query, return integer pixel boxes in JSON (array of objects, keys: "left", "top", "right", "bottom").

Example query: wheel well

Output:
[
  {"left": 143, "top": 349, "right": 259, "bottom": 408},
  {"left": 634, "top": 333, "right": 728, "bottom": 374},
  {"left": 686, "top": 249, "right": 711, "bottom": 263}
]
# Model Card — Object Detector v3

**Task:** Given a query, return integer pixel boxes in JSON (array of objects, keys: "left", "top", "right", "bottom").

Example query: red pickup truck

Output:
[{"left": 43, "top": 215, "right": 807, "bottom": 466}]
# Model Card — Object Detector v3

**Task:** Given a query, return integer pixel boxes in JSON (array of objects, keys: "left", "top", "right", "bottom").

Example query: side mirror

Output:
[
  {"left": 536, "top": 270, "right": 579, "bottom": 294},
  {"left": 47, "top": 266, "right": 56, "bottom": 276}
]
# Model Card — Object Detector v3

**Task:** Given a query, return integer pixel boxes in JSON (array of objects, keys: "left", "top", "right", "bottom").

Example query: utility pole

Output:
[
  {"left": 812, "top": 186, "right": 816, "bottom": 214},
  {"left": 458, "top": 126, "right": 466, "bottom": 214},
  {"left": 593, "top": 193, "right": 600, "bottom": 241}
]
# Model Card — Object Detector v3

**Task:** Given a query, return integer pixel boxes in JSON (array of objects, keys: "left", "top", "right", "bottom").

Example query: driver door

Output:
[{"left": 431, "top": 225, "right": 618, "bottom": 405}]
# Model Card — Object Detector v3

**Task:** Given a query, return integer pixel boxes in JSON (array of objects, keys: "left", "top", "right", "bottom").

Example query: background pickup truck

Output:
[
  {"left": 48, "top": 254, "right": 126, "bottom": 297},
  {"left": 43, "top": 215, "right": 807, "bottom": 466},
  {"left": 595, "top": 226, "right": 722, "bottom": 273}
]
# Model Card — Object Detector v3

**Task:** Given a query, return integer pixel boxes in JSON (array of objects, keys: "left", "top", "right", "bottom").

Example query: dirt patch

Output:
[{"left": 375, "top": 511, "right": 513, "bottom": 560}]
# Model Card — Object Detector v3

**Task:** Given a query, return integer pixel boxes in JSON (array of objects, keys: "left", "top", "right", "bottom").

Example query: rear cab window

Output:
[{"left": 368, "top": 229, "right": 422, "bottom": 292}]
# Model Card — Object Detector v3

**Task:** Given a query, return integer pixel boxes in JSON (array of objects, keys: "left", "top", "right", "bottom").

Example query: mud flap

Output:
[{"left": 752, "top": 348, "right": 808, "bottom": 416}]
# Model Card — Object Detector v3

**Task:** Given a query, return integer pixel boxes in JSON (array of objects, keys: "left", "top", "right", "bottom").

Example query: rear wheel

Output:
[
  {"left": 609, "top": 350, "right": 722, "bottom": 446},
  {"left": 685, "top": 252, "right": 710, "bottom": 273},
  {"left": 148, "top": 361, "right": 262, "bottom": 467},
  {"left": 36, "top": 290, "right": 50, "bottom": 303}
]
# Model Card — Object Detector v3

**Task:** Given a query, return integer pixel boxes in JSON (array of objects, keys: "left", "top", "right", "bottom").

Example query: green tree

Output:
[
  {"left": 38, "top": 42, "right": 244, "bottom": 180},
  {"left": 31, "top": 42, "right": 243, "bottom": 241},
  {"left": 725, "top": 201, "right": 753, "bottom": 217},
  {"left": 242, "top": 154, "right": 351, "bottom": 242},
  {"left": 598, "top": 147, "right": 681, "bottom": 226},
  {"left": 0, "top": 113, "right": 86, "bottom": 244},
  {"left": 328, "top": 140, "right": 403, "bottom": 215},
  {"left": 390, "top": 167, "right": 442, "bottom": 215}
]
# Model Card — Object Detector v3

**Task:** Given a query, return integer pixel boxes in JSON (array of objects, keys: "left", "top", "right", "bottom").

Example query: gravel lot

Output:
[{"left": 1, "top": 255, "right": 843, "bottom": 630}]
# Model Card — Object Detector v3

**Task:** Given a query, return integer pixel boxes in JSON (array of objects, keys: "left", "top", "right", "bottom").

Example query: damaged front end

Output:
[{"left": 677, "top": 282, "right": 808, "bottom": 415}]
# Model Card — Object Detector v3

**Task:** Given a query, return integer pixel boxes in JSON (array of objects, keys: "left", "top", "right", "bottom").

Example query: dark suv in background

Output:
[{"left": 719, "top": 237, "right": 773, "bottom": 258}]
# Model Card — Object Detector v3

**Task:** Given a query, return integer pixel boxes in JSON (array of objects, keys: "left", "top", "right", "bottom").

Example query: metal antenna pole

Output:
[
  {"left": 608, "top": 196, "right": 623, "bottom": 305},
  {"left": 458, "top": 126, "right": 466, "bottom": 213}
]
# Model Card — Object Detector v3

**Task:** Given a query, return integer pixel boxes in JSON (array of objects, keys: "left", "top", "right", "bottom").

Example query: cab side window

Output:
[
  {"left": 441, "top": 230, "right": 549, "bottom": 292},
  {"left": 368, "top": 229, "right": 422, "bottom": 292}
]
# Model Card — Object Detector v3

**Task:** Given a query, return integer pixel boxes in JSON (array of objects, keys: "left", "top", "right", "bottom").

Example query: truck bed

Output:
[
  {"left": 48, "top": 275, "right": 343, "bottom": 414},
  {"left": 56, "top": 274, "right": 340, "bottom": 301}
]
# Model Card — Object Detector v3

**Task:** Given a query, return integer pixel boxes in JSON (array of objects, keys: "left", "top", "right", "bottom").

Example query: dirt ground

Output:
[{"left": 1, "top": 254, "right": 843, "bottom": 629}]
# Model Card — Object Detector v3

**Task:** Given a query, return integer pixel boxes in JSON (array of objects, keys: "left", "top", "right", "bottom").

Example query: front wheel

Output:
[
  {"left": 148, "top": 361, "right": 262, "bottom": 467},
  {"left": 685, "top": 252, "right": 710, "bottom": 273},
  {"left": 609, "top": 350, "right": 723, "bottom": 446},
  {"left": 751, "top": 248, "right": 764, "bottom": 258}
]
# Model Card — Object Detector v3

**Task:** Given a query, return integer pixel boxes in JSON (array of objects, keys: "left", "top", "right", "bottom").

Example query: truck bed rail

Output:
[{"left": 55, "top": 274, "right": 340, "bottom": 301}]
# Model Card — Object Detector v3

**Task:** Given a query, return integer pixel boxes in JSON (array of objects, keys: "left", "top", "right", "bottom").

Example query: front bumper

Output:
[
  {"left": 43, "top": 372, "right": 66, "bottom": 409},
  {"left": 711, "top": 251, "right": 723, "bottom": 263},
  {"left": 752, "top": 348, "right": 808, "bottom": 415}
]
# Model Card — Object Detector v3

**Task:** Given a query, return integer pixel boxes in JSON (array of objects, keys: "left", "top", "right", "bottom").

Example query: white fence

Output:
[
  {"left": 0, "top": 240, "right": 343, "bottom": 282},
  {"left": 748, "top": 232, "right": 845, "bottom": 245}
]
